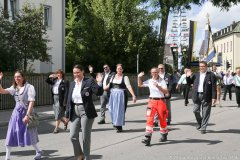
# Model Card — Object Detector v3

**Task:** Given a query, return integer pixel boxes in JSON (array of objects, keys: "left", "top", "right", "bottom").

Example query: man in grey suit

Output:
[
  {"left": 186, "top": 61, "right": 216, "bottom": 134},
  {"left": 89, "top": 64, "right": 115, "bottom": 124}
]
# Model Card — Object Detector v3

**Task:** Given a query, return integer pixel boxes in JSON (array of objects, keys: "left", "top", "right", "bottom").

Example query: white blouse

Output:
[
  {"left": 6, "top": 84, "right": 36, "bottom": 101},
  {"left": 111, "top": 76, "right": 131, "bottom": 88},
  {"left": 72, "top": 79, "right": 83, "bottom": 103}
]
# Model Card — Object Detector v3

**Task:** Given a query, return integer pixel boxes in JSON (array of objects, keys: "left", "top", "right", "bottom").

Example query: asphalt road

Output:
[{"left": 1, "top": 96, "right": 240, "bottom": 160}]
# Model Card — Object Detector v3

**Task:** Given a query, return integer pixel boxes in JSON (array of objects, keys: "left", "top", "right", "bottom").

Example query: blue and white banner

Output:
[{"left": 205, "top": 22, "right": 216, "bottom": 63}]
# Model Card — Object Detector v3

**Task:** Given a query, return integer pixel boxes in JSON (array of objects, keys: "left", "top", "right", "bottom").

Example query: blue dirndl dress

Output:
[
  {"left": 5, "top": 83, "right": 39, "bottom": 147},
  {"left": 108, "top": 76, "right": 128, "bottom": 126}
]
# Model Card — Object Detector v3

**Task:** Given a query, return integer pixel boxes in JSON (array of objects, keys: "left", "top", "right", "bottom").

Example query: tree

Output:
[
  {"left": 10, "top": 4, "right": 50, "bottom": 72},
  {"left": 0, "top": 4, "right": 50, "bottom": 72},
  {"left": 140, "top": 0, "right": 240, "bottom": 65},
  {"left": 0, "top": 10, "right": 13, "bottom": 71},
  {"left": 65, "top": 0, "right": 160, "bottom": 73},
  {"left": 208, "top": 0, "right": 240, "bottom": 9},
  {"left": 65, "top": 0, "right": 82, "bottom": 72}
]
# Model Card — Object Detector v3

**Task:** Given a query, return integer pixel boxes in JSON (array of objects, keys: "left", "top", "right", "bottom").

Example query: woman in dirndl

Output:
[
  {"left": 107, "top": 64, "right": 136, "bottom": 132},
  {"left": 0, "top": 71, "right": 43, "bottom": 160}
]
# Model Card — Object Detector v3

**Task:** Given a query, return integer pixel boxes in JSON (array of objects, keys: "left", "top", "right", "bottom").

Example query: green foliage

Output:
[
  {"left": 0, "top": 10, "right": 13, "bottom": 71},
  {"left": 209, "top": 0, "right": 240, "bottom": 10},
  {"left": 65, "top": 0, "right": 160, "bottom": 73},
  {"left": 0, "top": 4, "right": 50, "bottom": 72}
]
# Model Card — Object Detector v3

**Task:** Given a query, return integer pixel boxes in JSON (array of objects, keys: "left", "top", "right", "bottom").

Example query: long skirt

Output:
[
  {"left": 53, "top": 95, "right": 64, "bottom": 120},
  {"left": 5, "top": 102, "right": 39, "bottom": 147},
  {"left": 109, "top": 88, "right": 126, "bottom": 126}
]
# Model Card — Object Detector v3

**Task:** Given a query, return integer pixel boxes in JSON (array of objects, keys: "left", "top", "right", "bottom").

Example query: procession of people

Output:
[{"left": 1, "top": 61, "right": 240, "bottom": 160}]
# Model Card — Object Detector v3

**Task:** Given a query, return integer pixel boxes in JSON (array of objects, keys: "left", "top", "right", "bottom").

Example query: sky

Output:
[{"left": 165, "top": 1, "right": 240, "bottom": 56}]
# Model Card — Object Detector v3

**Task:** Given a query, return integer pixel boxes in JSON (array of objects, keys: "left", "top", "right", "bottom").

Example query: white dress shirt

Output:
[
  {"left": 143, "top": 78, "right": 167, "bottom": 98},
  {"left": 178, "top": 74, "right": 187, "bottom": 85},
  {"left": 72, "top": 79, "right": 83, "bottom": 103},
  {"left": 103, "top": 72, "right": 110, "bottom": 88},
  {"left": 198, "top": 72, "right": 206, "bottom": 92},
  {"left": 223, "top": 75, "right": 233, "bottom": 85},
  {"left": 52, "top": 79, "right": 62, "bottom": 94}
]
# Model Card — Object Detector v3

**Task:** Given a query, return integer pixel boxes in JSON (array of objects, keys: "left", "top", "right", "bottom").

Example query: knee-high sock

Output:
[
  {"left": 32, "top": 144, "right": 41, "bottom": 153},
  {"left": 5, "top": 146, "right": 11, "bottom": 160}
]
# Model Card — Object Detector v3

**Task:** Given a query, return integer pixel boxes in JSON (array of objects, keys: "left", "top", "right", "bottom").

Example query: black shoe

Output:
[
  {"left": 200, "top": 130, "right": 206, "bottom": 134},
  {"left": 159, "top": 133, "right": 168, "bottom": 142},
  {"left": 98, "top": 120, "right": 105, "bottom": 124},
  {"left": 142, "top": 136, "right": 151, "bottom": 146},
  {"left": 153, "top": 122, "right": 158, "bottom": 127},
  {"left": 167, "top": 121, "right": 171, "bottom": 125},
  {"left": 64, "top": 123, "right": 68, "bottom": 130},
  {"left": 196, "top": 124, "right": 201, "bottom": 130},
  {"left": 222, "top": 98, "right": 225, "bottom": 101},
  {"left": 116, "top": 126, "right": 123, "bottom": 133},
  {"left": 53, "top": 128, "right": 59, "bottom": 134},
  {"left": 185, "top": 103, "right": 188, "bottom": 106}
]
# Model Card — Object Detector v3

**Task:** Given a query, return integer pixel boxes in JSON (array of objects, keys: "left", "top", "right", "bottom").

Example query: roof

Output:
[{"left": 213, "top": 21, "right": 240, "bottom": 40}]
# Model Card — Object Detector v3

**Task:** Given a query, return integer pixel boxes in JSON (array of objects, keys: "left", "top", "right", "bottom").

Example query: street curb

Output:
[{"left": 0, "top": 97, "right": 181, "bottom": 127}]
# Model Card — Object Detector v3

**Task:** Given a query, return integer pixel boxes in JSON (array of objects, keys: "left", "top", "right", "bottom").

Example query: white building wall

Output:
[
  {"left": 24, "top": 0, "right": 64, "bottom": 73},
  {"left": 214, "top": 34, "right": 236, "bottom": 73},
  {"left": 0, "top": 0, "right": 65, "bottom": 73},
  {"left": 234, "top": 33, "right": 240, "bottom": 70}
]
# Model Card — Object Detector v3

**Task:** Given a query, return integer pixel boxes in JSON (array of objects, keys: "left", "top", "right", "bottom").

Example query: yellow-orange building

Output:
[{"left": 212, "top": 21, "right": 240, "bottom": 72}]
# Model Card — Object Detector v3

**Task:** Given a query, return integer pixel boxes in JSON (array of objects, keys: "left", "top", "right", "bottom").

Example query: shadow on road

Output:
[
  {"left": 125, "top": 120, "right": 146, "bottom": 123},
  {"left": 0, "top": 149, "right": 103, "bottom": 160},
  {"left": 151, "top": 138, "right": 222, "bottom": 146},
  {"left": 207, "top": 129, "right": 240, "bottom": 134},
  {"left": 92, "top": 128, "right": 115, "bottom": 132},
  {"left": 172, "top": 122, "right": 216, "bottom": 127}
]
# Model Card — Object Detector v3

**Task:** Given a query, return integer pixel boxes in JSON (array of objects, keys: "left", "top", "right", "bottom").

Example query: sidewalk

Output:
[{"left": 0, "top": 94, "right": 181, "bottom": 127}]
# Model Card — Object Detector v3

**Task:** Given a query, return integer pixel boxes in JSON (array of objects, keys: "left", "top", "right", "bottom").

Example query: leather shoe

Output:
[
  {"left": 196, "top": 125, "right": 201, "bottom": 130},
  {"left": 200, "top": 130, "right": 206, "bottom": 134},
  {"left": 77, "top": 155, "right": 85, "bottom": 160},
  {"left": 64, "top": 122, "right": 68, "bottom": 130},
  {"left": 98, "top": 120, "right": 105, "bottom": 124},
  {"left": 116, "top": 126, "right": 123, "bottom": 133},
  {"left": 53, "top": 128, "right": 59, "bottom": 134},
  {"left": 167, "top": 121, "right": 171, "bottom": 125}
]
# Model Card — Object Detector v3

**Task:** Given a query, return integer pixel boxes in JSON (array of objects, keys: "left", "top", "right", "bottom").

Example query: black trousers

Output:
[
  {"left": 193, "top": 93, "right": 212, "bottom": 131},
  {"left": 182, "top": 84, "right": 190, "bottom": 104},
  {"left": 223, "top": 85, "right": 232, "bottom": 100},
  {"left": 235, "top": 86, "right": 240, "bottom": 105}
]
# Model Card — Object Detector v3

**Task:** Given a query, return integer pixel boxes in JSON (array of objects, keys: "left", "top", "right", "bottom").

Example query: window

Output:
[
  {"left": 227, "top": 42, "right": 229, "bottom": 52},
  {"left": 43, "top": 5, "right": 52, "bottom": 27},
  {"left": 10, "top": 0, "right": 19, "bottom": 20},
  {"left": 221, "top": 44, "right": 223, "bottom": 53},
  {"left": 224, "top": 43, "right": 225, "bottom": 53},
  {"left": 230, "top": 41, "right": 232, "bottom": 52}
]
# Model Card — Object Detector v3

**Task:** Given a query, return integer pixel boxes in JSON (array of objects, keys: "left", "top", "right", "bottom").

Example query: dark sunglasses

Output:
[
  {"left": 158, "top": 68, "right": 164, "bottom": 69},
  {"left": 103, "top": 67, "right": 108, "bottom": 69}
]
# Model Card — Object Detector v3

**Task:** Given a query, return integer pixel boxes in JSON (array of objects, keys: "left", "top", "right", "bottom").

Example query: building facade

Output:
[
  {"left": 0, "top": 0, "right": 65, "bottom": 73},
  {"left": 212, "top": 21, "right": 240, "bottom": 72}
]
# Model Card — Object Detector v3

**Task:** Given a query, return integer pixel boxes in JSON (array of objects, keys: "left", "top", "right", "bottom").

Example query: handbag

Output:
[{"left": 27, "top": 112, "right": 39, "bottom": 128}]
